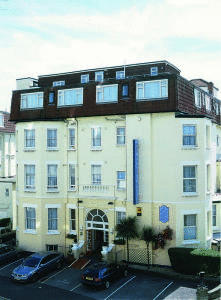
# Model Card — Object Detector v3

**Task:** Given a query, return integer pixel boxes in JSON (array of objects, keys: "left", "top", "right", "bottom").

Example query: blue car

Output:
[
  {"left": 81, "top": 262, "right": 128, "bottom": 289},
  {"left": 11, "top": 251, "right": 64, "bottom": 282}
]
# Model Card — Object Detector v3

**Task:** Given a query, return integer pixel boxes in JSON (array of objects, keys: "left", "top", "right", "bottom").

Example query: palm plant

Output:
[
  {"left": 141, "top": 226, "right": 155, "bottom": 266},
  {"left": 115, "top": 216, "right": 139, "bottom": 262}
]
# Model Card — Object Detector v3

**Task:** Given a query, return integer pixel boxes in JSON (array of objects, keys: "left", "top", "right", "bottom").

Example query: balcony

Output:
[{"left": 78, "top": 184, "right": 116, "bottom": 200}]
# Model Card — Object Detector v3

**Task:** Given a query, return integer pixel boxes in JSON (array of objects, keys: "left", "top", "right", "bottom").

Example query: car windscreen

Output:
[{"left": 23, "top": 256, "right": 41, "bottom": 267}]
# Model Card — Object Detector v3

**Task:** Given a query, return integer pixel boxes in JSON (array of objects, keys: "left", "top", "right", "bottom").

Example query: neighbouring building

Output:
[
  {"left": 0, "top": 111, "right": 16, "bottom": 224},
  {"left": 10, "top": 61, "right": 221, "bottom": 265}
]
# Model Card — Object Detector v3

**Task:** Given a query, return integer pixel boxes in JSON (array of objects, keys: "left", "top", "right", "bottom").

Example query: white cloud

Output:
[{"left": 0, "top": 0, "right": 221, "bottom": 111}]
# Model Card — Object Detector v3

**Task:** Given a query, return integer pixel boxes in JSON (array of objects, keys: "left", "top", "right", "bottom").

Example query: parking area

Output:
[
  {"left": 41, "top": 266, "right": 197, "bottom": 300},
  {"left": 0, "top": 258, "right": 197, "bottom": 300}
]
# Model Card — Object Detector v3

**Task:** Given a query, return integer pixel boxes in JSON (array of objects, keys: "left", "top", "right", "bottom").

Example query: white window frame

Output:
[
  {"left": 184, "top": 214, "right": 197, "bottom": 241},
  {"left": 183, "top": 165, "right": 197, "bottom": 194},
  {"left": 46, "top": 244, "right": 58, "bottom": 251},
  {"left": 21, "top": 92, "right": 43, "bottom": 110},
  {"left": 47, "top": 164, "right": 58, "bottom": 190},
  {"left": 117, "top": 171, "right": 126, "bottom": 190},
  {"left": 57, "top": 88, "right": 83, "bottom": 107},
  {"left": 24, "top": 129, "right": 35, "bottom": 149},
  {"left": 150, "top": 67, "right": 158, "bottom": 76},
  {"left": 194, "top": 89, "right": 201, "bottom": 108},
  {"left": 0, "top": 114, "right": 4, "bottom": 127},
  {"left": 24, "top": 164, "right": 35, "bottom": 190},
  {"left": 96, "top": 84, "right": 118, "bottom": 103},
  {"left": 91, "top": 127, "right": 101, "bottom": 149},
  {"left": 25, "top": 207, "right": 36, "bottom": 231},
  {"left": 81, "top": 74, "right": 89, "bottom": 84},
  {"left": 69, "top": 164, "right": 76, "bottom": 190},
  {"left": 182, "top": 125, "right": 197, "bottom": 147},
  {"left": 205, "top": 95, "right": 211, "bottom": 111},
  {"left": 116, "top": 71, "right": 125, "bottom": 80},
  {"left": 116, "top": 127, "right": 125, "bottom": 145},
  {"left": 69, "top": 128, "right": 76, "bottom": 149},
  {"left": 116, "top": 211, "right": 126, "bottom": 225},
  {"left": 212, "top": 205, "right": 216, "bottom": 227},
  {"left": 95, "top": 71, "right": 104, "bottom": 82},
  {"left": 52, "top": 81, "right": 65, "bottom": 87},
  {"left": 47, "top": 129, "right": 57, "bottom": 149},
  {"left": 136, "top": 79, "right": 168, "bottom": 100},
  {"left": 91, "top": 164, "right": 101, "bottom": 185},
  {"left": 69, "top": 209, "right": 76, "bottom": 233},
  {"left": 48, "top": 208, "right": 58, "bottom": 232}
]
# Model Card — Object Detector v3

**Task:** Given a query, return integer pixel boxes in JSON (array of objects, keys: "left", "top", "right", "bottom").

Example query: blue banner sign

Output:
[
  {"left": 159, "top": 205, "right": 169, "bottom": 223},
  {"left": 133, "top": 139, "right": 139, "bottom": 205}
]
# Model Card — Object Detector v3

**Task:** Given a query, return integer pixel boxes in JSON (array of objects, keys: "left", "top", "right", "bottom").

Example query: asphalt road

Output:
[{"left": 0, "top": 275, "right": 93, "bottom": 300}]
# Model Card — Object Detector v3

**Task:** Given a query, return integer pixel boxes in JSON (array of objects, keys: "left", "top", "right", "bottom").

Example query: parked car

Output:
[
  {"left": 11, "top": 251, "right": 64, "bottom": 282},
  {"left": 0, "top": 244, "right": 19, "bottom": 265},
  {"left": 81, "top": 262, "right": 128, "bottom": 289}
]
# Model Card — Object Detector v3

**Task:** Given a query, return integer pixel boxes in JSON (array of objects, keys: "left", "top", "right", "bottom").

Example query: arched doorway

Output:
[{"left": 86, "top": 209, "right": 109, "bottom": 251}]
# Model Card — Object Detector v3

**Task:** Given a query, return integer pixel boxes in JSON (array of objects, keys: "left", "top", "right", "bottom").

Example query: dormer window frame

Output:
[
  {"left": 0, "top": 114, "right": 4, "bottom": 127},
  {"left": 116, "top": 71, "right": 125, "bottom": 80},
  {"left": 53, "top": 81, "right": 65, "bottom": 87},
  {"left": 95, "top": 71, "right": 104, "bottom": 82},
  {"left": 81, "top": 74, "right": 89, "bottom": 84},
  {"left": 150, "top": 67, "right": 158, "bottom": 76}
]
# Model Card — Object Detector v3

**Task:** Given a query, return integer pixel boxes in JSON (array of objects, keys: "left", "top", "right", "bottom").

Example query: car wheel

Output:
[
  {"left": 123, "top": 269, "right": 128, "bottom": 277},
  {"left": 105, "top": 281, "right": 110, "bottom": 289}
]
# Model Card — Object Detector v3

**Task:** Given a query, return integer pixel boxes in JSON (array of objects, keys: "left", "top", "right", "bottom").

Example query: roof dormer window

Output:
[
  {"left": 150, "top": 67, "right": 158, "bottom": 76},
  {"left": 95, "top": 71, "right": 104, "bottom": 82},
  {"left": 53, "top": 81, "right": 65, "bottom": 87},
  {"left": 0, "top": 114, "right": 4, "bottom": 127}
]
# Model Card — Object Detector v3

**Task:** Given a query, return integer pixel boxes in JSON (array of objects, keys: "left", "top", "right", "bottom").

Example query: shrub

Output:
[
  {"left": 0, "top": 218, "right": 11, "bottom": 227},
  {"left": 168, "top": 247, "right": 221, "bottom": 276}
]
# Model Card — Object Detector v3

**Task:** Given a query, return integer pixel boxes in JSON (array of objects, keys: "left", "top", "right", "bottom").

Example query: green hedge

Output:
[
  {"left": 168, "top": 247, "right": 220, "bottom": 276},
  {"left": 0, "top": 218, "right": 11, "bottom": 227}
]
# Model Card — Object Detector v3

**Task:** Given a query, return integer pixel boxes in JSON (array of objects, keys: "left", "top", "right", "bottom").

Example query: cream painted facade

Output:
[
  {"left": 15, "top": 112, "right": 220, "bottom": 265},
  {"left": 0, "top": 114, "right": 16, "bottom": 221}
]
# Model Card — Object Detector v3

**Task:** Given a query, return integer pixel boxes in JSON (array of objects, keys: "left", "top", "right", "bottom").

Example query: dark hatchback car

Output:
[
  {"left": 0, "top": 244, "right": 19, "bottom": 265},
  {"left": 11, "top": 251, "right": 64, "bottom": 282},
  {"left": 81, "top": 262, "right": 128, "bottom": 289}
]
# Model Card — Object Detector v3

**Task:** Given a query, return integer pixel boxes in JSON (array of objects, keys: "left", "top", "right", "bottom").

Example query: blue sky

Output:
[{"left": 0, "top": 0, "right": 220, "bottom": 111}]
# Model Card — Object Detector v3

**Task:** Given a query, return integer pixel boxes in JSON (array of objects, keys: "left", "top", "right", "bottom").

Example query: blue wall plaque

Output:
[
  {"left": 159, "top": 205, "right": 169, "bottom": 223},
  {"left": 133, "top": 139, "right": 139, "bottom": 205}
]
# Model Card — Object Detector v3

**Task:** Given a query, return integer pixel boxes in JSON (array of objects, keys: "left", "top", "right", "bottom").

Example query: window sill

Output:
[
  {"left": 68, "top": 188, "right": 77, "bottom": 192},
  {"left": 24, "top": 148, "right": 36, "bottom": 152},
  {"left": 182, "top": 146, "right": 199, "bottom": 150},
  {"left": 91, "top": 147, "right": 102, "bottom": 151},
  {"left": 182, "top": 240, "right": 200, "bottom": 245},
  {"left": 96, "top": 101, "right": 118, "bottom": 104},
  {"left": 136, "top": 97, "right": 168, "bottom": 102},
  {"left": 47, "top": 230, "right": 60, "bottom": 235},
  {"left": 206, "top": 191, "right": 211, "bottom": 195},
  {"left": 116, "top": 144, "right": 125, "bottom": 147},
  {"left": 24, "top": 229, "right": 37, "bottom": 234},
  {"left": 69, "top": 230, "right": 77, "bottom": 235},
  {"left": 117, "top": 188, "right": 126, "bottom": 191},
  {"left": 47, "top": 188, "right": 59, "bottom": 193},
  {"left": 182, "top": 193, "right": 198, "bottom": 197},
  {"left": 20, "top": 107, "right": 43, "bottom": 111},
  {"left": 67, "top": 147, "right": 76, "bottom": 151},
  {"left": 46, "top": 148, "right": 59, "bottom": 151},
  {"left": 24, "top": 189, "right": 36, "bottom": 193}
]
